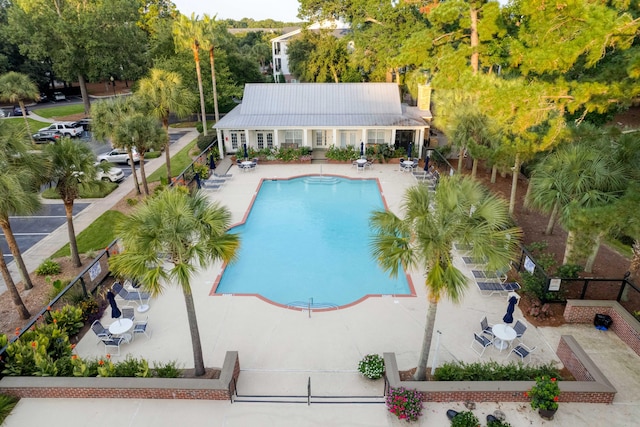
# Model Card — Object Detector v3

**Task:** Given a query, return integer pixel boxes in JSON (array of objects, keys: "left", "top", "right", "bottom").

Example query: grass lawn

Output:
[
  {"left": 1, "top": 117, "right": 50, "bottom": 133},
  {"left": 146, "top": 139, "right": 197, "bottom": 183},
  {"left": 41, "top": 182, "right": 119, "bottom": 199},
  {"left": 34, "top": 104, "right": 85, "bottom": 119},
  {"left": 52, "top": 210, "right": 126, "bottom": 258}
]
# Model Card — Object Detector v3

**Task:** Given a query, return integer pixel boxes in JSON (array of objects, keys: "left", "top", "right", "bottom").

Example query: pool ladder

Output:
[{"left": 286, "top": 298, "right": 339, "bottom": 317}]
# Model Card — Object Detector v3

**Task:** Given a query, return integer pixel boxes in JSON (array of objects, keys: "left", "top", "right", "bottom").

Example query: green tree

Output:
[
  {"left": 0, "top": 120, "right": 43, "bottom": 291},
  {"left": 0, "top": 71, "right": 38, "bottom": 137},
  {"left": 114, "top": 113, "right": 167, "bottom": 195},
  {"left": 526, "top": 133, "right": 628, "bottom": 266},
  {"left": 173, "top": 13, "right": 208, "bottom": 135},
  {"left": 43, "top": 138, "right": 101, "bottom": 267},
  {"left": 91, "top": 97, "right": 143, "bottom": 195},
  {"left": 137, "top": 68, "right": 196, "bottom": 182},
  {"left": 370, "top": 176, "right": 521, "bottom": 380},
  {"left": 109, "top": 188, "right": 240, "bottom": 377},
  {"left": 287, "top": 29, "right": 351, "bottom": 83},
  {"left": 8, "top": 0, "right": 148, "bottom": 114}
]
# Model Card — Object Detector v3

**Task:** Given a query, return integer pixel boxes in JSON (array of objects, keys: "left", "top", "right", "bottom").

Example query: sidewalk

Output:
[{"left": 0, "top": 128, "right": 200, "bottom": 294}]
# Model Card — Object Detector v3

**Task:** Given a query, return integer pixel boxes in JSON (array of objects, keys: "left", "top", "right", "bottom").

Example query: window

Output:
[
  {"left": 274, "top": 42, "right": 281, "bottom": 55},
  {"left": 267, "top": 133, "right": 273, "bottom": 149},
  {"left": 339, "top": 131, "right": 357, "bottom": 148},
  {"left": 284, "top": 130, "right": 302, "bottom": 145},
  {"left": 367, "top": 129, "right": 387, "bottom": 144},
  {"left": 230, "top": 132, "right": 238, "bottom": 150},
  {"left": 275, "top": 58, "right": 281, "bottom": 72},
  {"left": 257, "top": 133, "right": 264, "bottom": 149}
]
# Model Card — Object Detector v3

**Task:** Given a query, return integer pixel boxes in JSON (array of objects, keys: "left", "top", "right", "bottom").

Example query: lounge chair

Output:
[
  {"left": 112, "top": 282, "right": 150, "bottom": 307},
  {"left": 472, "top": 269, "right": 507, "bottom": 283},
  {"left": 471, "top": 333, "right": 493, "bottom": 357},
  {"left": 506, "top": 343, "right": 536, "bottom": 364},
  {"left": 476, "top": 281, "right": 521, "bottom": 297},
  {"left": 462, "top": 256, "right": 488, "bottom": 267},
  {"left": 91, "top": 320, "right": 111, "bottom": 344},
  {"left": 213, "top": 172, "right": 233, "bottom": 179}
]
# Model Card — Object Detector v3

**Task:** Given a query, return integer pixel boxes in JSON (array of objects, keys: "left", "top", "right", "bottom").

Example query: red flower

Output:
[
  {"left": 524, "top": 392, "right": 528, "bottom": 397},
  {"left": 98, "top": 360, "right": 104, "bottom": 366},
  {"left": 551, "top": 378, "right": 556, "bottom": 382},
  {"left": 106, "top": 354, "right": 111, "bottom": 359},
  {"left": 47, "top": 306, "right": 51, "bottom": 311},
  {"left": 30, "top": 341, "right": 37, "bottom": 348},
  {"left": 53, "top": 318, "right": 57, "bottom": 323},
  {"left": 554, "top": 396, "right": 559, "bottom": 401},
  {"left": 71, "top": 355, "right": 77, "bottom": 360}
]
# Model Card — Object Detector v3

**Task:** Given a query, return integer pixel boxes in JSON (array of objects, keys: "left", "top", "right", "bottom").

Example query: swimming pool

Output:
[{"left": 213, "top": 176, "right": 412, "bottom": 307}]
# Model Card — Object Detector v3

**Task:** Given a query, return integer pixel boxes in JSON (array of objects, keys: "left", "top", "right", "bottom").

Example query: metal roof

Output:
[{"left": 214, "top": 83, "right": 429, "bottom": 129}]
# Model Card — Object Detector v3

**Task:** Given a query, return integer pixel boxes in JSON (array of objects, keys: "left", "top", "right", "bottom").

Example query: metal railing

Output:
[{"left": 0, "top": 240, "right": 120, "bottom": 358}]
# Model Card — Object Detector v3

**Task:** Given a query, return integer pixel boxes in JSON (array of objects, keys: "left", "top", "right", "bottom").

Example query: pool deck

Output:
[{"left": 5, "top": 162, "right": 640, "bottom": 426}]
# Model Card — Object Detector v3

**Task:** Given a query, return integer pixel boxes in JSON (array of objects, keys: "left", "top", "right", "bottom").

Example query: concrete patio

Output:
[{"left": 5, "top": 162, "right": 640, "bottom": 426}]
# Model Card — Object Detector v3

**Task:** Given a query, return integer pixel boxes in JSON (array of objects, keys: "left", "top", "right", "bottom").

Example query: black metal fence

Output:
[
  {"left": 0, "top": 240, "right": 121, "bottom": 357},
  {"left": 512, "top": 244, "right": 640, "bottom": 317}
]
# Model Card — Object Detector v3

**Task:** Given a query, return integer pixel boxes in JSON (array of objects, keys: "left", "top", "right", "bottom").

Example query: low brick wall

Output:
[
  {"left": 564, "top": 300, "right": 640, "bottom": 357},
  {"left": 0, "top": 351, "right": 240, "bottom": 400},
  {"left": 384, "top": 335, "right": 616, "bottom": 404}
]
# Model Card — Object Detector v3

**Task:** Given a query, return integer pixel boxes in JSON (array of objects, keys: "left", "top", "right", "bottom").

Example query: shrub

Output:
[
  {"left": 196, "top": 133, "right": 216, "bottom": 152},
  {"left": 386, "top": 387, "right": 423, "bottom": 422},
  {"left": 2, "top": 323, "right": 73, "bottom": 376},
  {"left": 434, "top": 361, "right": 561, "bottom": 382},
  {"left": 114, "top": 356, "right": 151, "bottom": 378},
  {"left": 487, "top": 419, "right": 512, "bottom": 427},
  {"left": 153, "top": 360, "right": 183, "bottom": 378},
  {"left": 450, "top": 411, "right": 479, "bottom": 427},
  {"left": 77, "top": 298, "right": 100, "bottom": 322},
  {"left": 357, "top": 354, "right": 385, "bottom": 380},
  {"left": 192, "top": 162, "right": 209, "bottom": 180},
  {"left": 126, "top": 198, "right": 139, "bottom": 206},
  {"left": 50, "top": 305, "right": 84, "bottom": 336},
  {"left": 0, "top": 394, "right": 19, "bottom": 424},
  {"left": 35, "top": 259, "right": 61, "bottom": 276},
  {"left": 556, "top": 264, "right": 582, "bottom": 278}
]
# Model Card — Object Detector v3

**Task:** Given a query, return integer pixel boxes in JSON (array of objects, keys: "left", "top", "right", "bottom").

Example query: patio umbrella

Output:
[
  {"left": 209, "top": 153, "right": 216, "bottom": 170},
  {"left": 407, "top": 142, "right": 413, "bottom": 160},
  {"left": 194, "top": 172, "right": 201, "bottom": 189},
  {"left": 243, "top": 143, "right": 248, "bottom": 159},
  {"left": 106, "top": 290, "right": 121, "bottom": 319},
  {"left": 502, "top": 295, "right": 518, "bottom": 324},
  {"left": 360, "top": 141, "right": 364, "bottom": 158},
  {"left": 424, "top": 152, "right": 430, "bottom": 172}
]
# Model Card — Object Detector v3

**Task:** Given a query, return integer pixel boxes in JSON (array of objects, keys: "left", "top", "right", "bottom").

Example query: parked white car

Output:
[
  {"left": 97, "top": 148, "right": 140, "bottom": 165},
  {"left": 38, "top": 122, "right": 83, "bottom": 137},
  {"left": 95, "top": 163, "right": 125, "bottom": 182}
]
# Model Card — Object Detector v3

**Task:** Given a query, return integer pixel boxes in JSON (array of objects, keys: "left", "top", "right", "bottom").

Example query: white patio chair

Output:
[
  {"left": 506, "top": 343, "right": 536, "bottom": 364},
  {"left": 133, "top": 316, "right": 151, "bottom": 340},
  {"left": 471, "top": 333, "right": 493, "bottom": 357}
]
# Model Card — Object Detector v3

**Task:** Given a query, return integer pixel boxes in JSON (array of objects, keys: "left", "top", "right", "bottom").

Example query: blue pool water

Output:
[{"left": 215, "top": 176, "right": 411, "bottom": 307}]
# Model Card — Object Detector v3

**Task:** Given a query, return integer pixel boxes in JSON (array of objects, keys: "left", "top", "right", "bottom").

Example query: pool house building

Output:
[{"left": 213, "top": 82, "right": 432, "bottom": 161}]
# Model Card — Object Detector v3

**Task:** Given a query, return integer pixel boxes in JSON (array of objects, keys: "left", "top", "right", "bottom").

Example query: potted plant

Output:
[
  {"left": 526, "top": 376, "right": 560, "bottom": 420},
  {"left": 357, "top": 354, "right": 385, "bottom": 380}
]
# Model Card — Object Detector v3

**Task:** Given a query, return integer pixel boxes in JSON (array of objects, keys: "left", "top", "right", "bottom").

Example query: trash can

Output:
[{"left": 594, "top": 313, "right": 613, "bottom": 330}]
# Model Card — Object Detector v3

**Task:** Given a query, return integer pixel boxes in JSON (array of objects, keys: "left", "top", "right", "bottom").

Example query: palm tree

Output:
[
  {"left": 173, "top": 13, "right": 208, "bottom": 135},
  {"left": 109, "top": 188, "right": 240, "bottom": 376},
  {"left": 0, "top": 120, "right": 44, "bottom": 291},
  {"left": 201, "top": 14, "right": 221, "bottom": 124},
  {"left": 0, "top": 72, "right": 39, "bottom": 139},
  {"left": 43, "top": 138, "right": 101, "bottom": 267},
  {"left": 370, "top": 176, "right": 521, "bottom": 380},
  {"left": 448, "top": 108, "right": 495, "bottom": 178},
  {"left": 92, "top": 97, "right": 142, "bottom": 195},
  {"left": 137, "top": 69, "right": 196, "bottom": 182},
  {"left": 114, "top": 113, "right": 167, "bottom": 195},
  {"left": 526, "top": 142, "right": 627, "bottom": 264}
]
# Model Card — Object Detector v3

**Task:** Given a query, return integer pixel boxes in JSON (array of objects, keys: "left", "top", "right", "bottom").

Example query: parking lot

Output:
[
  {"left": 0, "top": 130, "right": 188, "bottom": 264},
  {"left": 0, "top": 203, "right": 89, "bottom": 263}
]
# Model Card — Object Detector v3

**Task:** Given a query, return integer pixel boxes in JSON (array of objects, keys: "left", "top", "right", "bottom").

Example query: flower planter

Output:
[{"left": 538, "top": 408, "right": 557, "bottom": 420}]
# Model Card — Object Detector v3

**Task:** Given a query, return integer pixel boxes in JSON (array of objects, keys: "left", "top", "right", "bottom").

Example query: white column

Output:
[
  {"left": 417, "top": 128, "right": 424, "bottom": 158},
  {"left": 216, "top": 129, "right": 224, "bottom": 159},
  {"left": 274, "top": 129, "right": 279, "bottom": 147},
  {"left": 303, "top": 128, "right": 308, "bottom": 148},
  {"left": 332, "top": 128, "right": 337, "bottom": 147},
  {"left": 391, "top": 129, "right": 396, "bottom": 147},
  {"left": 362, "top": 128, "right": 367, "bottom": 146}
]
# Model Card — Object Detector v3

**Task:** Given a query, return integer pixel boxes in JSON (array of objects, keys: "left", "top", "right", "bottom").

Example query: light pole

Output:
[{"left": 110, "top": 76, "right": 116, "bottom": 95}]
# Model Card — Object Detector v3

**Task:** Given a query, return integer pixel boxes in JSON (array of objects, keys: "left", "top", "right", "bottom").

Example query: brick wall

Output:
[
  {"left": 0, "top": 351, "right": 240, "bottom": 401},
  {"left": 384, "top": 334, "right": 616, "bottom": 405},
  {"left": 564, "top": 300, "right": 640, "bottom": 357}
]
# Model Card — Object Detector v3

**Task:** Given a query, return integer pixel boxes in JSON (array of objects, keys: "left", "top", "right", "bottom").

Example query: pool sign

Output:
[
  {"left": 89, "top": 262, "right": 101, "bottom": 281},
  {"left": 548, "top": 278, "right": 561, "bottom": 291}
]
